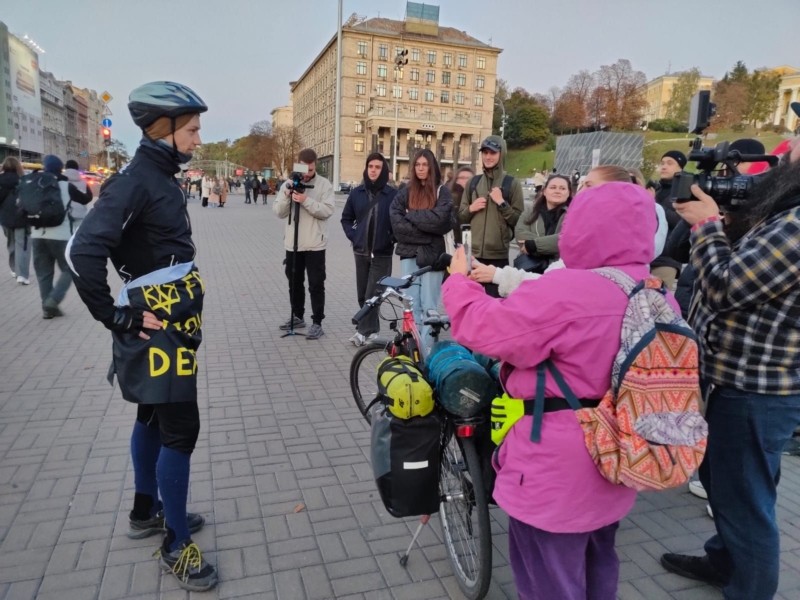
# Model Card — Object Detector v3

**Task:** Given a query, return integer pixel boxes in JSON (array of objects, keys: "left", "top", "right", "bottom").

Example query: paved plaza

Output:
[{"left": 1, "top": 190, "right": 799, "bottom": 600}]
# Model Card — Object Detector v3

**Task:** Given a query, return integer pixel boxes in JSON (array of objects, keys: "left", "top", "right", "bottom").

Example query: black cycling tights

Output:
[{"left": 136, "top": 402, "right": 200, "bottom": 454}]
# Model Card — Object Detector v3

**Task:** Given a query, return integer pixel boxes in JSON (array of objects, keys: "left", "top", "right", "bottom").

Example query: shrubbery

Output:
[{"left": 647, "top": 119, "right": 688, "bottom": 133}]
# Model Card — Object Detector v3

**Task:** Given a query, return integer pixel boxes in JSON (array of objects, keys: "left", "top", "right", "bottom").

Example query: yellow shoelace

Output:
[{"left": 160, "top": 542, "right": 203, "bottom": 580}]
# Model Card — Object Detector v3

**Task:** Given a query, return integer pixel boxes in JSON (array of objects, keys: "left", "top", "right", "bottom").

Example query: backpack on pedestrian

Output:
[
  {"left": 542, "top": 268, "right": 708, "bottom": 492},
  {"left": 211, "top": 182, "right": 222, "bottom": 195},
  {"left": 16, "top": 171, "right": 70, "bottom": 228},
  {"left": 468, "top": 174, "right": 514, "bottom": 204}
]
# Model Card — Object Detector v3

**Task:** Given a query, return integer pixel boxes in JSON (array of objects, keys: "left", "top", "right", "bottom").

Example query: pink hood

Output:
[
  {"left": 559, "top": 181, "right": 656, "bottom": 269},
  {"left": 441, "top": 181, "right": 670, "bottom": 532}
]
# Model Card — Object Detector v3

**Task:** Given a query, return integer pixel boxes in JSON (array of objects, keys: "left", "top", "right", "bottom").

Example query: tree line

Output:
[
  {"left": 492, "top": 59, "right": 784, "bottom": 148},
  {"left": 192, "top": 121, "right": 302, "bottom": 176}
]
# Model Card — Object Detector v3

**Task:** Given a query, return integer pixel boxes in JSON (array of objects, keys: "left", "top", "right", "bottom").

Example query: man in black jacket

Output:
[
  {"left": 67, "top": 81, "right": 217, "bottom": 591},
  {"left": 341, "top": 152, "right": 396, "bottom": 345},
  {"left": 651, "top": 150, "right": 685, "bottom": 288}
]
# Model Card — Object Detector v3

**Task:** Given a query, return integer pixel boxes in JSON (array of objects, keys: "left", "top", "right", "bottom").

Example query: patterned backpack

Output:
[{"left": 540, "top": 268, "right": 708, "bottom": 492}]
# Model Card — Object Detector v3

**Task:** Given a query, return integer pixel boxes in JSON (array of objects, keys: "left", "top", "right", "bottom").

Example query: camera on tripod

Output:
[
  {"left": 287, "top": 162, "right": 315, "bottom": 194},
  {"left": 669, "top": 91, "right": 778, "bottom": 208}
]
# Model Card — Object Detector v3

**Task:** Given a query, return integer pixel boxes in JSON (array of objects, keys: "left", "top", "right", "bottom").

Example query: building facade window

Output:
[
  {"left": 356, "top": 82, "right": 366, "bottom": 95},
  {"left": 393, "top": 85, "right": 402, "bottom": 99},
  {"left": 408, "top": 106, "right": 417, "bottom": 118},
  {"left": 377, "top": 65, "right": 388, "bottom": 79},
  {"left": 441, "top": 91, "right": 450, "bottom": 103},
  {"left": 354, "top": 138, "right": 364, "bottom": 152},
  {"left": 378, "top": 44, "right": 388, "bottom": 60},
  {"left": 441, "top": 109, "right": 448, "bottom": 121},
  {"left": 458, "top": 54, "right": 468, "bottom": 68},
  {"left": 356, "top": 62, "right": 367, "bottom": 75},
  {"left": 357, "top": 41, "right": 368, "bottom": 57},
  {"left": 376, "top": 83, "right": 387, "bottom": 97},
  {"left": 426, "top": 70, "right": 435, "bottom": 84},
  {"left": 411, "top": 48, "right": 420, "bottom": 62},
  {"left": 454, "top": 92, "right": 465, "bottom": 105},
  {"left": 476, "top": 75, "right": 485, "bottom": 89},
  {"left": 355, "top": 120, "right": 364, "bottom": 133},
  {"left": 424, "top": 90, "right": 435, "bottom": 102},
  {"left": 442, "top": 71, "right": 451, "bottom": 85},
  {"left": 443, "top": 53, "right": 452, "bottom": 67},
  {"left": 427, "top": 50, "right": 437, "bottom": 65},
  {"left": 476, "top": 56, "right": 486, "bottom": 69},
  {"left": 409, "top": 88, "right": 419, "bottom": 100},
  {"left": 457, "top": 73, "right": 466, "bottom": 87},
  {"left": 474, "top": 94, "right": 483, "bottom": 106},
  {"left": 410, "top": 68, "right": 420, "bottom": 82},
  {"left": 356, "top": 102, "right": 365, "bottom": 115}
]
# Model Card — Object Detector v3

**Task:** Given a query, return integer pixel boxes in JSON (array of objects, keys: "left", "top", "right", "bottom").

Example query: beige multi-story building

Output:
[
  {"left": 73, "top": 86, "right": 105, "bottom": 165},
  {"left": 770, "top": 65, "right": 800, "bottom": 132},
  {"left": 271, "top": 102, "right": 293, "bottom": 130},
  {"left": 641, "top": 73, "right": 715, "bottom": 123},
  {"left": 290, "top": 8, "right": 501, "bottom": 185}
]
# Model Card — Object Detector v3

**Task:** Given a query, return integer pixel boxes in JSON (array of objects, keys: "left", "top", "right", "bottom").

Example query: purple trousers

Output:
[{"left": 508, "top": 517, "right": 620, "bottom": 600}]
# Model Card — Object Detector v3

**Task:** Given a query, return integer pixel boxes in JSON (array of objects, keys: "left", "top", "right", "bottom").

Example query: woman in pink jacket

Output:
[{"left": 443, "top": 182, "right": 673, "bottom": 600}]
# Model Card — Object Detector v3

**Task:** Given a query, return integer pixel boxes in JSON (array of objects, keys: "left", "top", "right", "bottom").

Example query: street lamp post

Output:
[
  {"left": 494, "top": 97, "right": 507, "bottom": 139},
  {"left": 392, "top": 49, "right": 408, "bottom": 181}
]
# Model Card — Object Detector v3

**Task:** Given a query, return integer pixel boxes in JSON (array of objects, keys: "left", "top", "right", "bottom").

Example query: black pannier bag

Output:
[{"left": 371, "top": 406, "right": 441, "bottom": 518}]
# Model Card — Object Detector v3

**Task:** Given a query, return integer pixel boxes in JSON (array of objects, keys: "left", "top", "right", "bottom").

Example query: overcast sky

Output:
[{"left": 4, "top": 0, "right": 798, "bottom": 153}]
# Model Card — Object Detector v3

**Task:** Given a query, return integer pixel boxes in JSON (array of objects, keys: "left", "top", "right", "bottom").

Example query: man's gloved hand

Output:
[
  {"left": 490, "top": 393, "right": 526, "bottom": 446},
  {"left": 109, "top": 306, "right": 144, "bottom": 333}
]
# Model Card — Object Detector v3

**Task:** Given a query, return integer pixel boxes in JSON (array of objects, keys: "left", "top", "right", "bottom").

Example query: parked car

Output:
[{"left": 339, "top": 181, "right": 355, "bottom": 193}]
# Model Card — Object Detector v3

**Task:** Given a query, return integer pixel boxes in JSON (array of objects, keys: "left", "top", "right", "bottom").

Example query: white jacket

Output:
[{"left": 273, "top": 175, "right": 335, "bottom": 251}]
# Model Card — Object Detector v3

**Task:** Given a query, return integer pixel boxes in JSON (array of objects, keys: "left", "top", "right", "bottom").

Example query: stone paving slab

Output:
[{"left": 1, "top": 190, "right": 799, "bottom": 599}]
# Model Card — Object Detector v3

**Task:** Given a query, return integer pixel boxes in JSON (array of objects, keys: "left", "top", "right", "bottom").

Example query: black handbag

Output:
[{"left": 513, "top": 253, "right": 549, "bottom": 274}]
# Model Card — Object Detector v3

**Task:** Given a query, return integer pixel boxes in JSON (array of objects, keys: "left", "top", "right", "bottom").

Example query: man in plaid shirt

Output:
[{"left": 661, "top": 111, "right": 800, "bottom": 600}]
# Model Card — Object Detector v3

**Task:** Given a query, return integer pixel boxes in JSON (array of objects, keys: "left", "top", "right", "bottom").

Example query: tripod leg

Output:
[{"left": 399, "top": 515, "right": 430, "bottom": 567}]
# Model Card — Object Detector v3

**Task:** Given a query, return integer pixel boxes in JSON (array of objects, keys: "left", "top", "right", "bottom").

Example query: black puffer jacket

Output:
[
  {"left": 651, "top": 180, "right": 683, "bottom": 271},
  {"left": 0, "top": 171, "right": 25, "bottom": 229},
  {"left": 68, "top": 140, "right": 196, "bottom": 328},
  {"left": 340, "top": 183, "right": 396, "bottom": 257},
  {"left": 390, "top": 185, "right": 453, "bottom": 259}
]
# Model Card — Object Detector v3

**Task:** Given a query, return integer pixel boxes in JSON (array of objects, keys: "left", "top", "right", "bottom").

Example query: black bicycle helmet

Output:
[{"left": 128, "top": 81, "right": 208, "bottom": 130}]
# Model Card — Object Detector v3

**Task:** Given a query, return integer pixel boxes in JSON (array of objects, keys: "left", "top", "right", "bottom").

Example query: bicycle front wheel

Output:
[
  {"left": 439, "top": 430, "right": 492, "bottom": 600},
  {"left": 349, "top": 342, "right": 388, "bottom": 424}
]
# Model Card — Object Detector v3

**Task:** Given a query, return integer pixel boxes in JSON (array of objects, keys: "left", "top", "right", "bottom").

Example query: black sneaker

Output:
[
  {"left": 128, "top": 510, "right": 205, "bottom": 539},
  {"left": 157, "top": 540, "right": 218, "bottom": 591},
  {"left": 42, "top": 306, "right": 64, "bottom": 319},
  {"left": 660, "top": 553, "right": 727, "bottom": 588},
  {"left": 279, "top": 316, "right": 306, "bottom": 330}
]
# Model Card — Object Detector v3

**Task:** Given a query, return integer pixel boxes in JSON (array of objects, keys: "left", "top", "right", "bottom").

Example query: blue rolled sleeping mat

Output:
[{"left": 426, "top": 341, "right": 499, "bottom": 417}]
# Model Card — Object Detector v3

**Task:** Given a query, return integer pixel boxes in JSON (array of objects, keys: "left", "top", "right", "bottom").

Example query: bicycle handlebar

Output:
[{"left": 351, "top": 302, "right": 374, "bottom": 325}]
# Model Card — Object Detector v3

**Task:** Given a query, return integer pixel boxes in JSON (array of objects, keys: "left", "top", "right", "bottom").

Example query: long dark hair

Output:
[
  {"left": 525, "top": 174, "right": 573, "bottom": 225},
  {"left": 408, "top": 148, "right": 441, "bottom": 210},
  {"left": 739, "top": 156, "right": 800, "bottom": 231}
]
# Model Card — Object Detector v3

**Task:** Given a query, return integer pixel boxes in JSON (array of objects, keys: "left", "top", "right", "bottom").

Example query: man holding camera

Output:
[
  {"left": 660, "top": 119, "right": 800, "bottom": 599},
  {"left": 273, "top": 148, "right": 335, "bottom": 340}
]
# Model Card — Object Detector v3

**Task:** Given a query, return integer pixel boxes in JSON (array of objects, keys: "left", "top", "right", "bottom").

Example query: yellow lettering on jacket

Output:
[
  {"left": 176, "top": 348, "right": 197, "bottom": 375},
  {"left": 149, "top": 347, "right": 170, "bottom": 376}
]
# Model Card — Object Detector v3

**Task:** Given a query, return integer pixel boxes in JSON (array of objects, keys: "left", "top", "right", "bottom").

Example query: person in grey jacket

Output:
[{"left": 273, "top": 148, "right": 335, "bottom": 340}]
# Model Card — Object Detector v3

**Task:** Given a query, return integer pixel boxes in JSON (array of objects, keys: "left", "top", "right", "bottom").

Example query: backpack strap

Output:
[
  {"left": 529, "top": 360, "right": 582, "bottom": 442},
  {"left": 468, "top": 174, "right": 482, "bottom": 200},
  {"left": 501, "top": 174, "right": 514, "bottom": 203},
  {"left": 593, "top": 267, "right": 668, "bottom": 298}
]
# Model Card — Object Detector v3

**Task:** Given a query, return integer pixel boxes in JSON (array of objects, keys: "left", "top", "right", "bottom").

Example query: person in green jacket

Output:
[
  {"left": 514, "top": 174, "right": 573, "bottom": 273},
  {"left": 458, "top": 135, "right": 524, "bottom": 297}
]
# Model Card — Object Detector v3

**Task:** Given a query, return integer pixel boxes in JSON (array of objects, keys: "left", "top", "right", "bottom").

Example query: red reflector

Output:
[{"left": 456, "top": 424, "right": 475, "bottom": 438}]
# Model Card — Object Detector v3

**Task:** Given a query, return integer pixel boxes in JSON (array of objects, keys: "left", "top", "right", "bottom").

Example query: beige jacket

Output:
[{"left": 273, "top": 174, "right": 335, "bottom": 251}]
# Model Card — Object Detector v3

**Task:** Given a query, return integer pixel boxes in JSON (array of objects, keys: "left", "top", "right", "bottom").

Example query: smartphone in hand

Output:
[{"left": 461, "top": 224, "right": 472, "bottom": 274}]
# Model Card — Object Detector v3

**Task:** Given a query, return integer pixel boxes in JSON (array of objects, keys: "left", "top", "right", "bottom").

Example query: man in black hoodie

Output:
[
  {"left": 341, "top": 152, "right": 397, "bottom": 345},
  {"left": 651, "top": 150, "right": 685, "bottom": 287}
]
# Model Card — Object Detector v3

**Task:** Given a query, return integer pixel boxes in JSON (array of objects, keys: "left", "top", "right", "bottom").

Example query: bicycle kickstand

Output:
[{"left": 399, "top": 514, "right": 431, "bottom": 567}]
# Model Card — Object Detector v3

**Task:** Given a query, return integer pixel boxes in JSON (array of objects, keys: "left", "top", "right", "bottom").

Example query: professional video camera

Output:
[
  {"left": 669, "top": 91, "right": 778, "bottom": 207},
  {"left": 287, "top": 162, "right": 315, "bottom": 194}
]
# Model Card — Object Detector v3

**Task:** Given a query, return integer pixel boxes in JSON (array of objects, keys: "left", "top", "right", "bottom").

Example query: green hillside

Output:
[{"left": 506, "top": 129, "right": 789, "bottom": 180}]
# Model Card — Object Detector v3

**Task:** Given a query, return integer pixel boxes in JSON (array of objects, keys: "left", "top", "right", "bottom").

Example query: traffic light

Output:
[
  {"left": 395, "top": 48, "right": 408, "bottom": 69},
  {"left": 102, "top": 127, "right": 112, "bottom": 147}
]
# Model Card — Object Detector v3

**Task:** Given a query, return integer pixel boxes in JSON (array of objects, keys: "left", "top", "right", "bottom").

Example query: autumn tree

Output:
[
  {"left": 593, "top": 59, "right": 647, "bottom": 130},
  {"left": 272, "top": 126, "right": 303, "bottom": 177},
  {"left": 665, "top": 68, "right": 701, "bottom": 123},
  {"left": 745, "top": 69, "right": 782, "bottom": 126}
]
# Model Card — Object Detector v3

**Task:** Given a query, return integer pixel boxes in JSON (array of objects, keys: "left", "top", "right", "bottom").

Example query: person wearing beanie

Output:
[
  {"left": 28, "top": 155, "right": 92, "bottom": 314},
  {"left": 651, "top": 149, "right": 687, "bottom": 288},
  {"left": 340, "top": 152, "right": 397, "bottom": 345},
  {"left": 67, "top": 82, "right": 218, "bottom": 591}
]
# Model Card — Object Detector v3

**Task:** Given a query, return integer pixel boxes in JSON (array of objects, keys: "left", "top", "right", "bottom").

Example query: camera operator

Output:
[
  {"left": 660, "top": 126, "right": 800, "bottom": 600},
  {"left": 273, "top": 148, "right": 335, "bottom": 340}
]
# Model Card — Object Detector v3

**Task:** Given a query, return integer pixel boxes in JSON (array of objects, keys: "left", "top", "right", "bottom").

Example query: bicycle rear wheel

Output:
[
  {"left": 349, "top": 342, "right": 388, "bottom": 424},
  {"left": 439, "top": 428, "right": 492, "bottom": 600}
]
